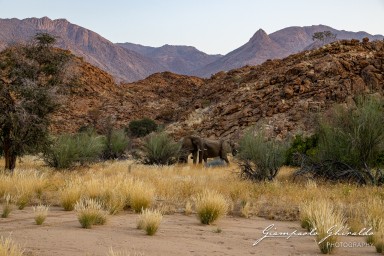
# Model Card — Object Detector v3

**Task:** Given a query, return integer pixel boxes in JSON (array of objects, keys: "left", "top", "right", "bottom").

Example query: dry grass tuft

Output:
[
  {"left": 74, "top": 197, "right": 108, "bottom": 229},
  {"left": 128, "top": 181, "right": 154, "bottom": 213},
  {"left": 304, "top": 199, "right": 345, "bottom": 254},
  {"left": 0, "top": 236, "right": 24, "bottom": 256},
  {"left": 137, "top": 208, "right": 163, "bottom": 235},
  {"left": 1, "top": 194, "right": 14, "bottom": 218},
  {"left": 194, "top": 190, "right": 228, "bottom": 225},
  {"left": 33, "top": 204, "right": 50, "bottom": 225}
]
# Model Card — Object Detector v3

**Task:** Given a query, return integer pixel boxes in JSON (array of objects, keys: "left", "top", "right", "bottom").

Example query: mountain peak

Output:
[{"left": 249, "top": 29, "right": 269, "bottom": 42}]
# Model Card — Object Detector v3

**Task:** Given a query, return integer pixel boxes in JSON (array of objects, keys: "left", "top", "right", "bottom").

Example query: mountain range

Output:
[{"left": 0, "top": 17, "right": 383, "bottom": 82}]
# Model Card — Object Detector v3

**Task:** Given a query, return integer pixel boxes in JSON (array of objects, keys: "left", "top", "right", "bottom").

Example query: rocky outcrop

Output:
[{"left": 170, "top": 40, "right": 384, "bottom": 140}]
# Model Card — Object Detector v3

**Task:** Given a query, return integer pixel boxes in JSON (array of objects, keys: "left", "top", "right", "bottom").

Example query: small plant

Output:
[
  {"left": 33, "top": 204, "right": 49, "bottom": 225},
  {"left": 240, "top": 200, "right": 251, "bottom": 218},
  {"left": 127, "top": 118, "right": 158, "bottom": 138},
  {"left": 1, "top": 194, "right": 14, "bottom": 218},
  {"left": 213, "top": 227, "right": 222, "bottom": 233},
  {"left": 195, "top": 190, "right": 228, "bottom": 225},
  {"left": 74, "top": 198, "right": 108, "bottom": 229},
  {"left": 0, "top": 236, "right": 24, "bottom": 256},
  {"left": 184, "top": 201, "right": 193, "bottom": 216},
  {"left": 137, "top": 208, "right": 163, "bottom": 236},
  {"left": 141, "top": 132, "right": 181, "bottom": 165}
]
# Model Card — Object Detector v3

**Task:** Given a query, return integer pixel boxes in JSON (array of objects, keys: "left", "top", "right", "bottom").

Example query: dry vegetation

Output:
[{"left": 0, "top": 156, "right": 384, "bottom": 254}]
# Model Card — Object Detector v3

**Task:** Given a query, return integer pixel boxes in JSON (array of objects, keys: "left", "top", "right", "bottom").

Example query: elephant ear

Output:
[{"left": 221, "top": 140, "right": 232, "bottom": 153}]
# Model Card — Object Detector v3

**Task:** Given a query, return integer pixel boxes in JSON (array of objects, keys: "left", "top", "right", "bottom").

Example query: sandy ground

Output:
[{"left": 0, "top": 207, "right": 378, "bottom": 256}]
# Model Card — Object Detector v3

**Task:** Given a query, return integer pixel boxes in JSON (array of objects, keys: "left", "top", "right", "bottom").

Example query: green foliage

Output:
[
  {"left": 127, "top": 118, "right": 158, "bottom": 138},
  {"left": 0, "top": 33, "right": 72, "bottom": 171},
  {"left": 101, "top": 129, "right": 129, "bottom": 159},
  {"left": 295, "top": 97, "right": 384, "bottom": 185},
  {"left": 285, "top": 134, "right": 318, "bottom": 166},
  {"left": 238, "top": 129, "right": 288, "bottom": 181},
  {"left": 142, "top": 132, "right": 181, "bottom": 165},
  {"left": 43, "top": 132, "right": 104, "bottom": 169}
]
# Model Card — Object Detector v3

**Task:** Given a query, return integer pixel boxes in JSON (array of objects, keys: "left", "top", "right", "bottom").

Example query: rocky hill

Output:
[
  {"left": 118, "top": 43, "right": 222, "bottom": 75},
  {"left": 0, "top": 17, "right": 166, "bottom": 82},
  {"left": 170, "top": 39, "right": 384, "bottom": 140},
  {"left": 3, "top": 39, "right": 382, "bottom": 140},
  {"left": 49, "top": 59, "right": 204, "bottom": 133},
  {"left": 194, "top": 25, "right": 384, "bottom": 77}
]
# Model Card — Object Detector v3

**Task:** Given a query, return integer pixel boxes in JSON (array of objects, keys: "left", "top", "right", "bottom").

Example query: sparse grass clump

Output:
[
  {"left": 137, "top": 209, "right": 163, "bottom": 235},
  {"left": 74, "top": 198, "right": 107, "bottom": 229},
  {"left": 195, "top": 190, "right": 228, "bottom": 225},
  {"left": 33, "top": 204, "right": 49, "bottom": 225},
  {"left": 303, "top": 199, "right": 345, "bottom": 254},
  {"left": 362, "top": 198, "right": 384, "bottom": 244},
  {"left": 1, "top": 194, "right": 14, "bottom": 218},
  {"left": 0, "top": 236, "right": 24, "bottom": 256}
]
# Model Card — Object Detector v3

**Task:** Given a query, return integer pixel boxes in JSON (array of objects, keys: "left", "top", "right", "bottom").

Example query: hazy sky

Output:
[{"left": 1, "top": 0, "right": 383, "bottom": 54}]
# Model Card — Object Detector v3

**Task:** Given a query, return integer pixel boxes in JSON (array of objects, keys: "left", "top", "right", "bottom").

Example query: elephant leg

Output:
[
  {"left": 192, "top": 150, "right": 198, "bottom": 164},
  {"left": 198, "top": 149, "right": 204, "bottom": 164}
]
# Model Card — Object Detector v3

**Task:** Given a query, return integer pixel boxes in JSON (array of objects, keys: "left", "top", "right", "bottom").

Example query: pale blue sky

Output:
[{"left": 1, "top": 0, "right": 383, "bottom": 54}]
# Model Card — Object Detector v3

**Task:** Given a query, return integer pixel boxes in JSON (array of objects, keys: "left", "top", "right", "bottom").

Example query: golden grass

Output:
[
  {"left": 74, "top": 197, "right": 108, "bottom": 228},
  {"left": 33, "top": 204, "right": 50, "bottom": 225},
  {"left": 194, "top": 189, "right": 229, "bottom": 225},
  {"left": 137, "top": 208, "right": 163, "bottom": 235},
  {"left": 0, "top": 236, "right": 24, "bottom": 256},
  {"left": 303, "top": 199, "right": 345, "bottom": 254},
  {"left": 0, "top": 156, "right": 383, "bottom": 234}
]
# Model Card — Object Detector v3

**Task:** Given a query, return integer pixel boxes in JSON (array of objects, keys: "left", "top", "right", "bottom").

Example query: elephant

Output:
[
  {"left": 200, "top": 138, "right": 238, "bottom": 164},
  {"left": 179, "top": 135, "right": 205, "bottom": 164}
]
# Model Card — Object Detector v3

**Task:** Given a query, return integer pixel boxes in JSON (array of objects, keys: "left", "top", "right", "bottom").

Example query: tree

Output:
[
  {"left": 127, "top": 118, "right": 158, "bottom": 138},
  {"left": 312, "top": 31, "right": 337, "bottom": 44},
  {"left": 0, "top": 33, "right": 72, "bottom": 171}
]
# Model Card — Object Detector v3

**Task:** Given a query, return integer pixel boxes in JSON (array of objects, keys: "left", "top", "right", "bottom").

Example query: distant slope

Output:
[
  {"left": 194, "top": 25, "right": 384, "bottom": 77},
  {"left": 118, "top": 42, "right": 222, "bottom": 75},
  {"left": 0, "top": 17, "right": 166, "bottom": 82}
]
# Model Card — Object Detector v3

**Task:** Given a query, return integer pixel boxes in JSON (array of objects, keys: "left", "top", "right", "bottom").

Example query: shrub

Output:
[
  {"left": 43, "top": 132, "right": 104, "bottom": 169},
  {"left": 285, "top": 134, "right": 318, "bottom": 166},
  {"left": 195, "top": 190, "right": 228, "bottom": 225},
  {"left": 127, "top": 118, "right": 158, "bottom": 138},
  {"left": 102, "top": 129, "right": 129, "bottom": 159},
  {"left": 137, "top": 209, "right": 163, "bottom": 235},
  {"left": 33, "top": 204, "right": 49, "bottom": 225},
  {"left": 141, "top": 132, "right": 181, "bottom": 165},
  {"left": 295, "top": 97, "right": 384, "bottom": 185},
  {"left": 74, "top": 198, "right": 108, "bottom": 229},
  {"left": 238, "top": 129, "right": 288, "bottom": 181}
]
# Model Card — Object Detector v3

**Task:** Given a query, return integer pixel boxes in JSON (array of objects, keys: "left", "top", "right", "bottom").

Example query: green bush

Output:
[
  {"left": 285, "top": 134, "right": 318, "bottom": 166},
  {"left": 43, "top": 132, "right": 104, "bottom": 169},
  {"left": 142, "top": 132, "right": 181, "bottom": 165},
  {"left": 295, "top": 97, "right": 384, "bottom": 185},
  {"left": 102, "top": 129, "right": 129, "bottom": 159},
  {"left": 127, "top": 118, "right": 158, "bottom": 138},
  {"left": 238, "top": 129, "right": 288, "bottom": 181}
]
